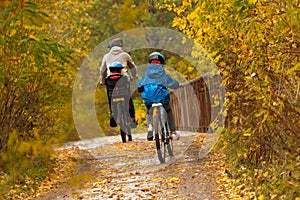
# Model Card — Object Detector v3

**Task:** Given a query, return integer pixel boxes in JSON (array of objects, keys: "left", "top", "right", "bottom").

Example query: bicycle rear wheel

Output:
[
  {"left": 122, "top": 101, "right": 132, "bottom": 142},
  {"left": 154, "top": 114, "right": 166, "bottom": 163},
  {"left": 116, "top": 102, "right": 128, "bottom": 143}
]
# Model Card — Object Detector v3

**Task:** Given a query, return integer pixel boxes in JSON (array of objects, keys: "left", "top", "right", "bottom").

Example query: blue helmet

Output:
[
  {"left": 148, "top": 52, "right": 165, "bottom": 64},
  {"left": 109, "top": 62, "right": 124, "bottom": 70}
]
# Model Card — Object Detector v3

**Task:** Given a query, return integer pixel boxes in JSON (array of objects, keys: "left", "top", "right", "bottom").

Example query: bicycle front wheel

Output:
[{"left": 154, "top": 114, "right": 166, "bottom": 163}]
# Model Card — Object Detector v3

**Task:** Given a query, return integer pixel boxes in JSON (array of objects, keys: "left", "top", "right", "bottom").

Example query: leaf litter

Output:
[{"left": 25, "top": 133, "right": 239, "bottom": 200}]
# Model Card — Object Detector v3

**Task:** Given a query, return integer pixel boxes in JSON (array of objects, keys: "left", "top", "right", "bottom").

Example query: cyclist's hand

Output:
[
  {"left": 128, "top": 74, "right": 134, "bottom": 82},
  {"left": 137, "top": 86, "right": 144, "bottom": 93},
  {"left": 130, "top": 76, "right": 138, "bottom": 83}
]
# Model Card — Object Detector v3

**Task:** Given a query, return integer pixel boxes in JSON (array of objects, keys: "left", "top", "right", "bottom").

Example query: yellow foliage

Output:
[
  {"left": 258, "top": 194, "right": 264, "bottom": 200},
  {"left": 162, "top": 0, "right": 300, "bottom": 198},
  {"left": 9, "top": 29, "right": 17, "bottom": 37},
  {"left": 115, "top": 0, "right": 148, "bottom": 31}
]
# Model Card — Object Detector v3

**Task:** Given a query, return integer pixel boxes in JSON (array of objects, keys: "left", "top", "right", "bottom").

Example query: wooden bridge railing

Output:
[{"left": 170, "top": 73, "right": 225, "bottom": 133}]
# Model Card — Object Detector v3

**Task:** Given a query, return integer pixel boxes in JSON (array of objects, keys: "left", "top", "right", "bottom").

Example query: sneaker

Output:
[
  {"left": 170, "top": 131, "right": 180, "bottom": 140},
  {"left": 110, "top": 115, "right": 117, "bottom": 127},
  {"left": 147, "top": 125, "right": 153, "bottom": 141},
  {"left": 128, "top": 134, "right": 133, "bottom": 141},
  {"left": 130, "top": 118, "right": 138, "bottom": 128},
  {"left": 147, "top": 131, "right": 153, "bottom": 141}
]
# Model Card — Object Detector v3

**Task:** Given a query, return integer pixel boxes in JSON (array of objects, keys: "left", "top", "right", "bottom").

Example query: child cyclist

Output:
[
  {"left": 137, "top": 52, "right": 180, "bottom": 141},
  {"left": 105, "top": 62, "right": 136, "bottom": 128}
]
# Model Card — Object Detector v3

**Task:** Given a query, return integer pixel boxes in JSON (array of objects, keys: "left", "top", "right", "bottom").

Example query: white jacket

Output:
[{"left": 100, "top": 46, "right": 137, "bottom": 84}]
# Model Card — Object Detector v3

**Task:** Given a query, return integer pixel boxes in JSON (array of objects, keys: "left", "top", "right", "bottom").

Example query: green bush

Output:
[{"left": 0, "top": 1, "right": 72, "bottom": 181}]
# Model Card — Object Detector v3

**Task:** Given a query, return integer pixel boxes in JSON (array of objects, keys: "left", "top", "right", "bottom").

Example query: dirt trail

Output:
[{"left": 33, "top": 132, "right": 229, "bottom": 200}]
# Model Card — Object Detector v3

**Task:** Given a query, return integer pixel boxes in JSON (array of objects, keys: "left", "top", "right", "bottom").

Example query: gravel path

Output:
[{"left": 34, "top": 132, "right": 228, "bottom": 200}]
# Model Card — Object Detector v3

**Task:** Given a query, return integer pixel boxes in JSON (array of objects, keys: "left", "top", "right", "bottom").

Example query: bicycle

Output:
[
  {"left": 105, "top": 74, "right": 132, "bottom": 143},
  {"left": 150, "top": 103, "right": 173, "bottom": 163}
]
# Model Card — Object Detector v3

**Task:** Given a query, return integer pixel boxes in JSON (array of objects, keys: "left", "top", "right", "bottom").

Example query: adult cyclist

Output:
[{"left": 100, "top": 38, "right": 138, "bottom": 128}]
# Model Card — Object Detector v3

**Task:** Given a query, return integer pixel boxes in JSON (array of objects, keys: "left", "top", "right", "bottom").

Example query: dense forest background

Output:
[{"left": 0, "top": 0, "right": 299, "bottom": 199}]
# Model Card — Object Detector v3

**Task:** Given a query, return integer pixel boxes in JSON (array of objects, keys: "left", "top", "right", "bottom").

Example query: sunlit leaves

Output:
[
  {"left": 115, "top": 0, "right": 148, "bottom": 31},
  {"left": 163, "top": 0, "right": 300, "bottom": 198},
  {"left": 34, "top": 0, "right": 93, "bottom": 57},
  {"left": 0, "top": 2, "right": 73, "bottom": 195}
]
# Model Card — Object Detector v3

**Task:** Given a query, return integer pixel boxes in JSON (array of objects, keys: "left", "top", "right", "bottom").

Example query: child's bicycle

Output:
[
  {"left": 105, "top": 74, "right": 132, "bottom": 143},
  {"left": 150, "top": 103, "right": 173, "bottom": 163}
]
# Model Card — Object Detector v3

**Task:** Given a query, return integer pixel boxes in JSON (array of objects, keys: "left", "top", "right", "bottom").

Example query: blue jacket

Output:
[{"left": 137, "top": 64, "right": 179, "bottom": 106}]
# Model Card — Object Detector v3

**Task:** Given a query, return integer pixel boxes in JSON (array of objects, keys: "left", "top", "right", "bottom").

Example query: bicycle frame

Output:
[
  {"left": 151, "top": 103, "right": 173, "bottom": 163},
  {"left": 152, "top": 103, "right": 167, "bottom": 139}
]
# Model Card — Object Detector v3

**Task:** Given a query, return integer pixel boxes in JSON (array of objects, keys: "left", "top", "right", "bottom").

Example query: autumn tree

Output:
[
  {"left": 162, "top": 0, "right": 300, "bottom": 198},
  {"left": 0, "top": 0, "right": 72, "bottom": 183}
]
